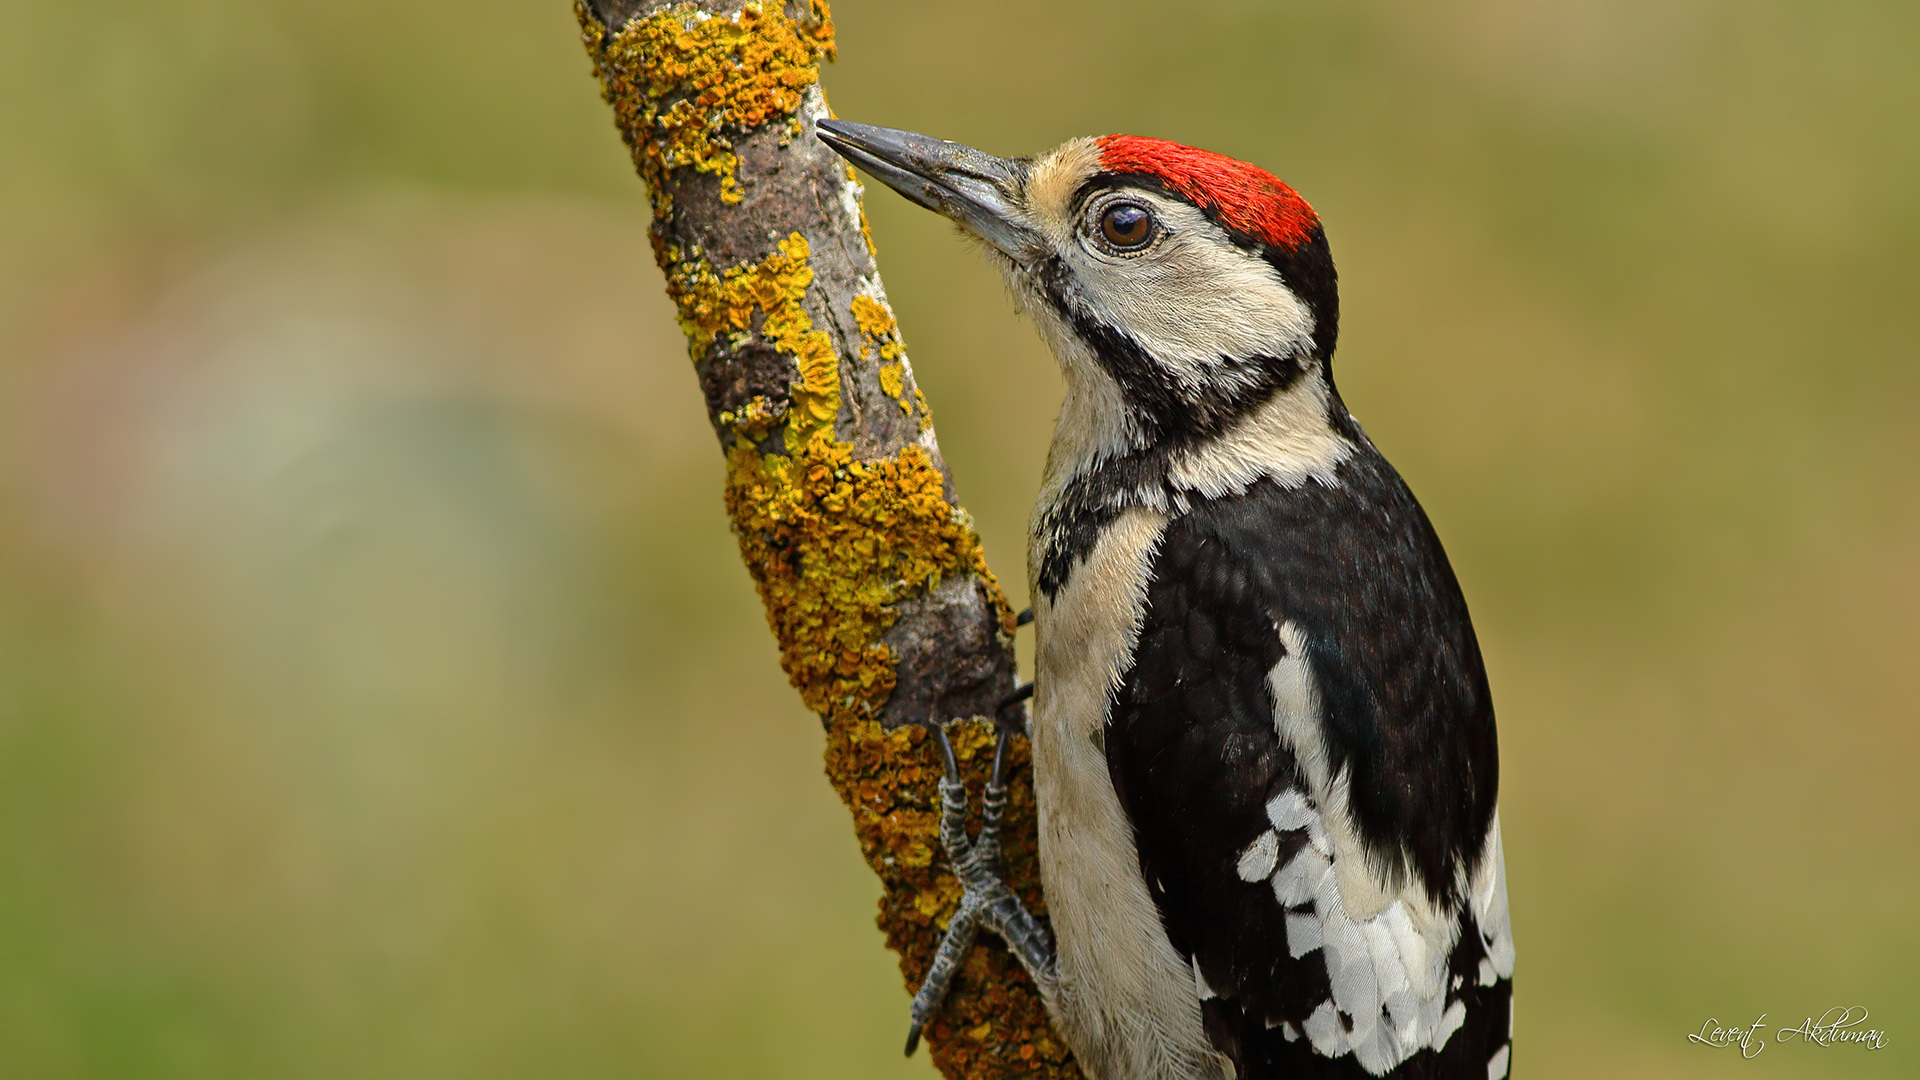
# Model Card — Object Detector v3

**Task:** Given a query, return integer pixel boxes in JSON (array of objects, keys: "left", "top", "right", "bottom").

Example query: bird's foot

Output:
[{"left": 903, "top": 720, "right": 1057, "bottom": 1056}]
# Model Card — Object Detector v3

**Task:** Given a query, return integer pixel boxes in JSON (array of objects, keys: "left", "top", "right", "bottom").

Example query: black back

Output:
[{"left": 1103, "top": 434, "right": 1508, "bottom": 1078}]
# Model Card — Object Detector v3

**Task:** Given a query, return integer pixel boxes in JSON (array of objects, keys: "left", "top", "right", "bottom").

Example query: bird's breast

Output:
[{"left": 1027, "top": 506, "right": 1231, "bottom": 1080}]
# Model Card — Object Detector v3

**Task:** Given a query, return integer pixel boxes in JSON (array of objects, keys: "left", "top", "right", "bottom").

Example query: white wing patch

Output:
[
  {"left": 1271, "top": 839, "right": 1331, "bottom": 907},
  {"left": 1266, "top": 789, "right": 1316, "bottom": 831},
  {"left": 1236, "top": 829, "right": 1280, "bottom": 882},
  {"left": 1303, "top": 998, "right": 1347, "bottom": 1057},
  {"left": 1284, "top": 911, "right": 1322, "bottom": 958},
  {"left": 1472, "top": 812, "right": 1517, "bottom": 983},
  {"left": 1255, "top": 792, "right": 1463, "bottom": 1074},
  {"left": 1193, "top": 954, "right": 1218, "bottom": 1001},
  {"left": 1261, "top": 619, "right": 1513, "bottom": 1076},
  {"left": 1435, "top": 1000, "right": 1468, "bottom": 1050}
]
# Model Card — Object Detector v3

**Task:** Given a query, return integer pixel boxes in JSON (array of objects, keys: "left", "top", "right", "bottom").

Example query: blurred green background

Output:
[{"left": 1, "top": 0, "right": 1915, "bottom": 1076}]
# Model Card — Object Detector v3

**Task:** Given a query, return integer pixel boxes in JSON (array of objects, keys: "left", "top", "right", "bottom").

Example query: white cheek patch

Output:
[
  {"left": 1064, "top": 196, "right": 1318, "bottom": 387},
  {"left": 1010, "top": 188, "right": 1352, "bottom": 510}
]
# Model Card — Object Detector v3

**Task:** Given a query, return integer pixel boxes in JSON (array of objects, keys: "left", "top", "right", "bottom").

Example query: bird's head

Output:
[{"left": 818, "top": 120, "right": 1339, "bottom": 459}]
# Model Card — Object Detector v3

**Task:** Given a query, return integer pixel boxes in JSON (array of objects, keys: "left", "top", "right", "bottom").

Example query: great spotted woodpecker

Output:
[{"left": 818, "top": 120, "right": 1514, "bottom": 1080}]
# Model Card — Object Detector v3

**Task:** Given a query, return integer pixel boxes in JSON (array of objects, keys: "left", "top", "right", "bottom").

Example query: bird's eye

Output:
[{"left": 1099, "top": 203, "right": 1155, "bottom": 250}]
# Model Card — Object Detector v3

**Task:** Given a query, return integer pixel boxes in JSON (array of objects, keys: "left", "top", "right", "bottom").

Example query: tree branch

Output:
[{"left": 573, "top": 3, "right": 1079, "bottom": 1076}]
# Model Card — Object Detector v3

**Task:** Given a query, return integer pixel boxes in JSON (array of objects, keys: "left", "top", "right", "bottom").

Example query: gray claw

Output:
[{"left": 903, "top": 722, "right": 1058, "bottom": 1056}]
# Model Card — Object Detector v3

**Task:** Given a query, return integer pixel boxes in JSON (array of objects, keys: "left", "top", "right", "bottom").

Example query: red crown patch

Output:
[{"left": 1096, "top": 135, "right": 1318, "bottom": 251}]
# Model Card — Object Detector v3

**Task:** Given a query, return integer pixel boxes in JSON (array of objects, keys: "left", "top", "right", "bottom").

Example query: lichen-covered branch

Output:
[{"left": 573, "top": 3, "right": 1078, "bottom": 1076}]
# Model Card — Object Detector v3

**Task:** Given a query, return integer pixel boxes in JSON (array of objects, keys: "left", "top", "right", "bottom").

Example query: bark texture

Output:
[{"left": 573, "top": 3, "right": 1080, "bottom": 1077}]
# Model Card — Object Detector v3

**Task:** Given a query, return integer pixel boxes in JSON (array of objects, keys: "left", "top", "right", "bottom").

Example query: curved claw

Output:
[
  {"left": 900, "top": 722, "right": 1059, "bottom": 1055},
  {"left": 929, "top": 721, "right": 963, "bottom": 784}
]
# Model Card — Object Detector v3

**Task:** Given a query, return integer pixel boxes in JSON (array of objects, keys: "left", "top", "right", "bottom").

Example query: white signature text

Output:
[{"left": 1690, "top": 1008, "right": 1888, "bottom": 1057}]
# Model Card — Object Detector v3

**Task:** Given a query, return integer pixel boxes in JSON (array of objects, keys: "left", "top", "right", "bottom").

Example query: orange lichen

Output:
[
  {"left": 581, "top": 1, "right": 836, "bottom": 211},
  {"left": 914, "top": 387, "right": 935, "bottom": 433},
  {"left": 662, "top": 233, "right": 838, "bottom": 447},
  {"left": 824, "top": 714, "right": 1070, "bottom": 1079},
  {"left": 575, "top": 3, "right": 1078, "bottom": 1076},
  {"left": 724, "top": 431, "right": 994, "bottom": 725},
  {"left": 879, "top": 363, "right": 908, "bottom": 412},
  {"left": 851, "top": 294, "right": 906, "bottom": 361},
  {"left": 709, "top": 268, "right": 1066, "bottom": 1077},
  {"left": 724, "top": 399, "right": 1066, "bottom": 1080},
  {"left": 852, "top": 293, "right": 912, "bottom": 414}
]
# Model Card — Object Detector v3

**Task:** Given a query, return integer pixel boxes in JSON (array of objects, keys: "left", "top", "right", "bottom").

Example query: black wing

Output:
[{"left": 1106, "top": 445, "right": 1512, "bottom": 1078}]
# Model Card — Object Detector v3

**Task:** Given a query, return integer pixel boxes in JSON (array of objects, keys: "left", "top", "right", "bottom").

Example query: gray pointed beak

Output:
[{"left": 817, "top": 119, "right": 1041, "bottom": 264}]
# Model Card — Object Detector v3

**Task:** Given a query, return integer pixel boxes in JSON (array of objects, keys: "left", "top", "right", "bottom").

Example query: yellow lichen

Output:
[
  {"left": 577, "top": 4, "right": 1077, "bottom": 1075},
  {"left": 914, "top": 387, "right": 934, "bottom": 433},
  {"left": 725, "top": 427, "right": 1062, "bottom": 1080},
  {"left": 704, "top": 237, "right": 1063, "bottom": 1077},
  {"left": 717, "top": 396, "right": 783, "bottom": 441},
  {"left": 581, "top": 1, "right": 835, "bottom": 211},
  {"left": 852, "top": 293, "right": 912, "bottom": 414},
  {"left": 880, "top": 363, "right": 909, "bottom": 413},
  {"left": 822, "top": 711, "right": 1067, "bottom": 1080},
  {"left": 725, "top": 431, "right": 993, "bottom": 723},
  {"left": 663, "top": 233, "right": 839, "bottom": 448},
  {"left": 851, "top": 294, "right": 906, "bottom": 361}
]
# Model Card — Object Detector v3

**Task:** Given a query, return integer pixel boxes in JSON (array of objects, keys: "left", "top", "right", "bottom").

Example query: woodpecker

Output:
[{"left": 818, "top": 120, "right": 1514, "bottom": 1080}]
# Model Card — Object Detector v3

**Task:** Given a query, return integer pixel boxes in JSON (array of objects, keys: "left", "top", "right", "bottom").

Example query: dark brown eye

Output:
[{"left": 1100, "top": 203, "right": 1154, "bottom": 250}]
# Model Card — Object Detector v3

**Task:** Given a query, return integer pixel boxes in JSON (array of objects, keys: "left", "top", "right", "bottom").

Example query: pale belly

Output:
[{"left": 1028, "top": 506, "right": 1231, "bottom": 1080}]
